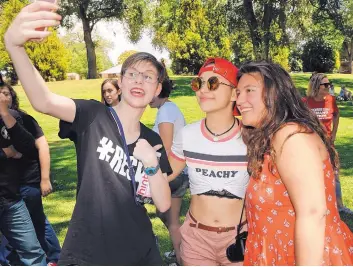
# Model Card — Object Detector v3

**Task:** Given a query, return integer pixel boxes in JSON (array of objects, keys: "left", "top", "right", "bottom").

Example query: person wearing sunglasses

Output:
[
  {"left": 304, "top": 73, "right": 353, "bottom": 216},
  {"left": 167, "top": 58, "right": 249, "bottom": 266},
  {"left": 4, "top": 2, "right": 173, "bottom": 264}
]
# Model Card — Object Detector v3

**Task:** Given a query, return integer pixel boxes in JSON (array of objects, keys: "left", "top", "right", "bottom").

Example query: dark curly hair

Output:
[
  {"left": 0, "top": 83, "right": 21, "bottom": 111},
  {"left": 237, "top": 61, "right": 339, "bottom": 178}
]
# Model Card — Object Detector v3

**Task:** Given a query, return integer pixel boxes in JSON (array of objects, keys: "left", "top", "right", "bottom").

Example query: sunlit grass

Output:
[{"left": 13, "top": 73, "right": 353, "bottom": 263}]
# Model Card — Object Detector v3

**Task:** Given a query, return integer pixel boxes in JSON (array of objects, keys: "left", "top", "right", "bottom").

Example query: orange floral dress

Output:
[{"left": 244, "top": 155, "right": 353, "bottom": 265}]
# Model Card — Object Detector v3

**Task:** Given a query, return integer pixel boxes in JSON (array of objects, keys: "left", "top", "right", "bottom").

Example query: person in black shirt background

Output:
[
  {"left": 0, "top": 83, "right": 61, "bottom": 266},
  {"left": 0, "top": 92, "right": 46, "bottom": 266},
  {"left": 5, "top": 3, "right": 172, "bottom": 264}
]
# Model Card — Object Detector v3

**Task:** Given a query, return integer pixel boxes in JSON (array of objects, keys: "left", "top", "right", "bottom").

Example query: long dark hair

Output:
[
  {"left": 101, "top": 79, "right": 121, "bottom": 106},
  {"left": 0, "top": 83, "right": 21, "bottom": 111},
  {"left": 237, "top": 62, "right": 339, "bottom": 178}
]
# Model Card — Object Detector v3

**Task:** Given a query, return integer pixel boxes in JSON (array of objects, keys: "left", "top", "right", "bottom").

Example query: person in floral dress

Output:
[{"left": 235, "top": 61, "right": 353, "bottom": 265}]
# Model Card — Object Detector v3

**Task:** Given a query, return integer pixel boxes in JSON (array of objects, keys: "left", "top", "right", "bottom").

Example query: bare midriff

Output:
[{"left": 189, "top": 194, "right": 245, "bottom": 227}]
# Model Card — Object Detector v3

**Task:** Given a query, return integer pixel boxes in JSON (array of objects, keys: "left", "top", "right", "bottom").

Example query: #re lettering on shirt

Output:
[{"left": 96, "top": 136, "right": 144, "bottom": 180}]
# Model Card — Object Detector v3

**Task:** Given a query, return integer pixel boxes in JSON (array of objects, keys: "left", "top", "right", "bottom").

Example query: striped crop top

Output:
[{"left": 170, "top": 119, "right": 249, "bottom": 199}]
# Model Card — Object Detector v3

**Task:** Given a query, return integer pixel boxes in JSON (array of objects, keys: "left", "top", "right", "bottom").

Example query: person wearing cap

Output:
[{"left": 167, "top": 58, "right": 249, "bottom": 265}]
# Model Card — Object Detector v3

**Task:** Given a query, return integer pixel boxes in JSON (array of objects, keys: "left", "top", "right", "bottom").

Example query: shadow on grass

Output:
[
  {"left": 170, "top": 76, "right": 194, "bottom": 98},
  {"left": 329, "top": 77, "right": 353, "bottom": 90},
  {"left": 52, "top": 220, "right": 70, "bottom": 238},
  {"left": 49, "top": 140, "right": 78, "bottom": 197},
  {"left": 292, "top": 75, "right": 310, "bottom": 96},
  {"left": 338, "top": 101, "right": 353, "bottom": 118}
]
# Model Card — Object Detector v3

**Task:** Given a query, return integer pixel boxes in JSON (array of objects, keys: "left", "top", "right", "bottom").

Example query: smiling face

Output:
[
  {"left": 195, "top": 71, "right": 236, "bottom": 114},
  {"left": 236, "top": 72, "right": 267, "bottom": 128},
  {"left": 102, "top": 82, "right": 121, "bottom": 107},
  {"left": 119, "top": 61, "right": 162, "bottom": 109}
]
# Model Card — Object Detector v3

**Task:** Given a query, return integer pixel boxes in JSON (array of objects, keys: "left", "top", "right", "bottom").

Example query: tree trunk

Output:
[
  {"left": 278, "top": 0, "right": 289, "bottom": 46},
  {"left": 348, "top": 38, "right": 353, "bottom": 74},
  {"left": 263, "top": 3, "right": 273, "bottom": 61},
  {"left": 80, "top": 8, "right": 97, "bottom": 79},
  {"left": 343, "top": 39, "right": 353, "bottom": 74},
  {"left": 243, "top": 0, "right": 262, "bottom": 60}
]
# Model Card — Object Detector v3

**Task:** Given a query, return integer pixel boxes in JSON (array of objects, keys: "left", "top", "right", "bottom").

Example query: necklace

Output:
[{"left": 204, "top": 117, "right": 236, "bottom": 142}]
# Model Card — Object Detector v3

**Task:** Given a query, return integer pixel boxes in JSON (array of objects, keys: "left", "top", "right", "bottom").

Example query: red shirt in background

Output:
[{"left": 303, "top": 95, "right": 339, "bottom": 137}]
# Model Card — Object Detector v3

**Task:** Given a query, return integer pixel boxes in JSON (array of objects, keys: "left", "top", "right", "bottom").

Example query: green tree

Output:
[
  {"left": 311, "top": 0, "right": 353, "bottom": 73},
  {"left": 118, "top": 50, "right": 139, "bottom": 65},
  {"left": 0, "top": 0, "right": 69, "bottom": 83},
  {"left": 227, "top": 0, "right": 313, "bottom": 62},
  {"left": 62, "top": 31, "right": 113, "bottom": 78},
  {"left": 302, "top": 38, "right": 335, "bottom": 73},
  {"left": 151, "top": 0, "right": 233, "bottom": 74},
  {"left": 59, "top": 0, "right": 146, "bottom": 79}
]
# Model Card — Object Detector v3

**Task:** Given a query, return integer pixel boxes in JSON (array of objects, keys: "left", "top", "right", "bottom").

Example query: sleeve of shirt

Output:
[
  {"left": 156, "top": 105, "right": 177, "bottom": 125},
  {"left": 158, "top": 143, "right": 172, "bottom": 176},
  {"left": 170, "top": 127, "right": 185, "bottom": 162},
  {"left": 140, "top": 125, "right": 173, "bottom": 176},
  {"left": 59, "top": 99, "right": 101, "bottom": 140},
  {"left": 21, "top": 113, "right": 44, "bottom": 139}
]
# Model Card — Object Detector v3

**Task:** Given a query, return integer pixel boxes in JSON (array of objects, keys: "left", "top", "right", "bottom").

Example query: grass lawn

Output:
[{"left": 13, "top": 73, "right": 353, "bottom": 264}]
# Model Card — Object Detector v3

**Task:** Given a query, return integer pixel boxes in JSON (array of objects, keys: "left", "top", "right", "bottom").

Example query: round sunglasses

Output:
[{"left": 191, "top": 76, "right": 234, "bottom": 92}]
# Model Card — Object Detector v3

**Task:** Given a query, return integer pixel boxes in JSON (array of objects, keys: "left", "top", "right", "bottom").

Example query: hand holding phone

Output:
[
  {"left": 4, "top": 0, "right": 61, "bottom": 48},
  {"left": 34, "top": 0, "right": 58, "bottom": 34}
]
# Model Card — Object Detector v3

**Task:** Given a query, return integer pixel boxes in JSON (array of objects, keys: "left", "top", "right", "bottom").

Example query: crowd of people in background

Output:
[{"left": 0, "top": 1, "right": 353, "bottom": 266}]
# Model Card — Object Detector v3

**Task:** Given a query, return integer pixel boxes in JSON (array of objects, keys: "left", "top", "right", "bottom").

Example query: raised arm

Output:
[
  {"left": 273, "top": 125, "right": 326, "bottom": 265},
  {"left": 4, "top": 1, "right": 75, "bottom": 122}
]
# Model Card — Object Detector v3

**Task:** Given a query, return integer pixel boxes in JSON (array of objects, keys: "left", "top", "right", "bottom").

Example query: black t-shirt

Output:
[
  {"left": 0, "top": 109, "right": 23, "bottom": 148},
  {"left": 58, "top": 99, "right": 172, "bottom": 265},
  {"left": 0, "top": 110, "right": 36, "bottom": 204},
  {"left": 18, "top": 112, "right": 44, "bottom": 185}
]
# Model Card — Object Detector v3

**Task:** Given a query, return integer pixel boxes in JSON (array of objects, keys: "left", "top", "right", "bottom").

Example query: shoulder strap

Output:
[
  {"left": 237, "top": 197, "right": 246, "bottom": 235},
  {"left": 109, "top": 107, "right": 139, "bottom": 206}
]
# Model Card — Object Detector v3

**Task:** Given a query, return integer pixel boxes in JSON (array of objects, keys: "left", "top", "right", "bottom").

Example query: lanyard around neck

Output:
[{"left": 109, "top": 107, "right": 139, "bottom": 206}]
